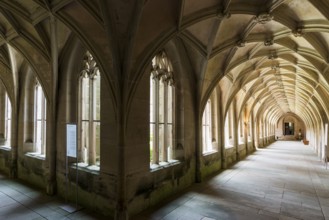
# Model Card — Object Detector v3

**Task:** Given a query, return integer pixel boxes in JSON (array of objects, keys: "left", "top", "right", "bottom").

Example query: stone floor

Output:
[
  {"left": 1, "top": 141, "right": 329, "bottom": 220},
  {"left": 135, "top": 141, "right": 329, "bottom": 220},
  {"left": 0, "top": 175, "right": 107, "bottom": 219}
]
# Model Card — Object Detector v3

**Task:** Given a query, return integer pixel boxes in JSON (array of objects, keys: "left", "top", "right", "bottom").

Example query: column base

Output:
[
  {"left": 115, "top": 205, "right": 128, "bottom": 220},
  {"left": 236, "top": 152, "right": 240, "bottom": 161},
  {"left": 10, "top": 160, "right": 17, "bottom": 178},
  {"left": 221, "top": 159, "right": 227, "bottom": 169},
  {"left": 46, "top": 180, "right": 57, "bottom": 195}
]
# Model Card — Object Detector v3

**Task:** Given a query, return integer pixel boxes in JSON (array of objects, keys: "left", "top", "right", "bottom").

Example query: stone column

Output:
[
  {"left": 163, "top": 82, "right": 168, "bottom": 162},
  {"left": 243, "top": 108, "right": 248, "bottom": 155},
  {"left": 251, "top": 112, "right": 257, "bottom": 149},
  {"left": 232, "top": 99, "right": 239, "bottom": 160},
  {"left": 88, "top": 78, "right": 96, "bottom": 165},
  {"left": 10, "top": 105, "right": 18, "bottom": 178},
  {"left": 0, "top": 88, "right": 5, "bottom": 137},
  {"left": 216, "top": 88, "right": 225, "bottom": 169},
  {"left": 262, "top": 121, "right": 265, "bottom": 146},
  {"left": 46, "top": 15, "right": 58, "bottom": 195}
]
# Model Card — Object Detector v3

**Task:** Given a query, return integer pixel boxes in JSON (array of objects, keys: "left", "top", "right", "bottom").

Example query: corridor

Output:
[
  {"left": 0, "top": 141, "right": 328, "bottom": 220},
  {"left": 135, "top": 141, "right": 329, "bottom": 220},
  {"left": 0, "top": 176, "right": 107, "bottom": 220}
]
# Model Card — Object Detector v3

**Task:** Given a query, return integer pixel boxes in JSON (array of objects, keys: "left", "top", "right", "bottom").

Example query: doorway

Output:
[{"left": 284, "top": 122, "right": 294, "bottom": 135}]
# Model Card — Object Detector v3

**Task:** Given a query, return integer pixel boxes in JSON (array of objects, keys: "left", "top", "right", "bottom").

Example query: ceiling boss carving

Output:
[
  {"left": 271, "top": 63, "right": 280, "bottom": 72},
  {"left": 268, "top": 53, "right": 278, "bottom": 60},
  {"left": 264, "top": 39, "right": 274, "bottom": 46},
  {"left": 292, "top": 27, "right": 304, "bottom": 37},
  {"left": 254, "top": 13, "right": 274, "bottom": 24},
  {"left": 236, "top": 40, "right": 246, "bottom": 47},
  {"left": 216, "top": 10, "right": 231, "bottom": 20}
]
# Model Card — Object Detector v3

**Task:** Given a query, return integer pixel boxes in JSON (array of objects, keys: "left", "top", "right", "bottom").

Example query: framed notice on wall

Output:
[
  {"left": 66, "top": 124, "right": 77, "bottom": 158},
  {"left": 64, "top": 124, "right": 80, "bottom": 210}
]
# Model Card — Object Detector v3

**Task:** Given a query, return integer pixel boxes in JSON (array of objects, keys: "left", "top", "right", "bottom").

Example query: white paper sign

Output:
[{"left": 66, "top": 124, "right": 77, "bottom": 157}]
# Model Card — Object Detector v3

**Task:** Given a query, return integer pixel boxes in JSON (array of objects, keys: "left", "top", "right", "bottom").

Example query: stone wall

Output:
[
  {"left": 200, "top": 150, "right": 221, "bottom": 180},
  {"left": 276, "top": 114, "right": 306, "bottom": 140},
  {"left": 0, "top": 148, "right": 10, "bottom": 175}
]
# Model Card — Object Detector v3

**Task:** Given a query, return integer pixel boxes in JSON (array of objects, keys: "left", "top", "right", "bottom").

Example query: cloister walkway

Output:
[
  {"left": 0, "top": 176, "right": 107, "bottom": 219},
  {"left": 0, "top": 141, "right": 328, "bottom": 220},
  {"left": 135, "top": 141, "right": 329, "bottom": 220}
]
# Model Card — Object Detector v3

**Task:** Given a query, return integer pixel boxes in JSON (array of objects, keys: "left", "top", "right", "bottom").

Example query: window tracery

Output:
[
  {"left": 150, "top": 51, "right": 175, "bottom": 166},
  {"left": 79, "top": 51, "right": 101, "bottom": 167}
]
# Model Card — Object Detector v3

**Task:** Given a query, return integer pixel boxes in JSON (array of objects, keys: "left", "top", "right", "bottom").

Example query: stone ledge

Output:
[
  {"left": 150, "top": 160, "right": 180, "bottom": 172},
  {"left": 0, "top": 146, "right": 11, "bottom": 151},
  {"left": 202, "top": 150, "right": 218, "bottom": 157},
  {"left": 71, "top": 163, "right": 100, "bottom": 174},
  {"left": 25, "top": 152, "right": 46, "bottom": 160}
]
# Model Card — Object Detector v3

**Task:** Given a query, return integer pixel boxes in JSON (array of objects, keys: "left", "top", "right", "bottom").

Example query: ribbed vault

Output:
[
  {"left": 182, "top": 0, "right": 329, "bottom": 131},
  {"left": 0, "top": 0, "right": 326, "bottom": 134},
  {"left": 0, "top": 0, "right": 328, "bottom": 217}
]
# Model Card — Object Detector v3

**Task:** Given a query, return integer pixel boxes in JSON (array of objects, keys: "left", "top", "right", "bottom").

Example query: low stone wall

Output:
[
  {"left": 127, "top": 159, "right": 195, "bottom": 215},
  {"left": 225, "top": 146, "right": 237, "bottom": 167},
  {"left": 17, "top": 154, "right": 47, "bottom": 189},
  {"left": 0, "top": 147, "right": 11, "bottom": 175},
  {"left": 57, "top": 169, "right": 116, "bottom": 217},
  {"left": 200, "top": 151, "right": 221, "bottom": 180}
]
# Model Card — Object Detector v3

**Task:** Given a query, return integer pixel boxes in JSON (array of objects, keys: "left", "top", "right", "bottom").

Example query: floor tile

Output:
[
  {"left": 0, "top": 173, "right": 109, "bottom": 220},
  {"left": 134, "top": 141, "right": 328, "bottom": 220}
]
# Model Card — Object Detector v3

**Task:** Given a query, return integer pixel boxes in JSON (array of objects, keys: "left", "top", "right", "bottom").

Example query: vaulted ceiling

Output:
[
  {"left": 136, "top": 0, "right": 329, "bottom": 126},
  {"left": 0, "top": 0, "right": 329, "bottom": 127}
]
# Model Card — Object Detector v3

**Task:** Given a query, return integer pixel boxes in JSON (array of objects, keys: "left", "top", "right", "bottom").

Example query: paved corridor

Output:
[
  {"left": 135, "top": 141, "right": 329, "bottom": 220},
  {"left": 0, "top": 176, "right": 107, "bottom": 219},
  {"left": 1, "top": 141, "right": 329, "bottom": 219}
]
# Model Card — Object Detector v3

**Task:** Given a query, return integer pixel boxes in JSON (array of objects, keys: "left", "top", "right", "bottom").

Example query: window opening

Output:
[
  {"left": 79, "top": 51, "right": 101, "bottom": 167},
  {"left": 34, "top": 82, "right": 46, "bottom": 155},
  {"left": 202, "top": 100, "right": 212, "bottom": 153},
  {"left": 4, "top": 93, "right": 11, "bottom": 145},
  {"left": 150, "top": 51, "right": 174, "bottom": 166}
]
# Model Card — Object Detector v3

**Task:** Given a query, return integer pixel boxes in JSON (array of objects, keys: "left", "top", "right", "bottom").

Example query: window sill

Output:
[
  {"left": 71, "top": 163, "right": 100, "bottom": 174},
  {"left": 25, "top": 152, "right": 46, "bottom": 160},
  {"left": 0, "top": 146, "right": 11, "bottom": 151},
  {"left": 225, "top": 145, "right": 234, "bottom": 149},
  {"left": 202, "top": 150, "right": 218, "bottom": 156},
  {"left": 150, "top": 160, "right": 180, "bottom": 172}
]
